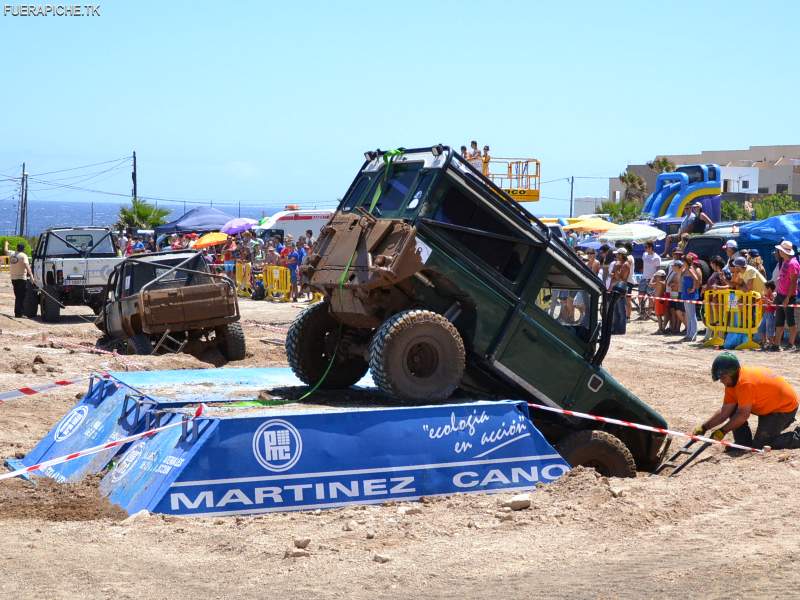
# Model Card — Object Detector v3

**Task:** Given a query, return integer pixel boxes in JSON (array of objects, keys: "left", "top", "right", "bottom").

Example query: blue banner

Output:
[{"left": 102, "top": 400, "right": 569, "bottom": 516}]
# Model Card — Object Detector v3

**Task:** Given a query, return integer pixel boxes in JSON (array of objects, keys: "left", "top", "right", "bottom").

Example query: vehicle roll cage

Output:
[{"left": 104, "top": 251, "right": 234, "bottom": 301}]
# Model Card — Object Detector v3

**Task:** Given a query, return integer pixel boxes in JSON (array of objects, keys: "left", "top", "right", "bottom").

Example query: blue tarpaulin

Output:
[
  {"left": 154, "top": 207, "right": 236, "bottom": 235},
  {"left": 738, "top": 213, "right": 800, "bottom": 248}
]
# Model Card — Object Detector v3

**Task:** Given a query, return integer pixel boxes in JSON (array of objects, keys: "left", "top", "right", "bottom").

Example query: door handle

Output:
[{"left": 522, "top": 328, "right": 537, "bottom": 342}]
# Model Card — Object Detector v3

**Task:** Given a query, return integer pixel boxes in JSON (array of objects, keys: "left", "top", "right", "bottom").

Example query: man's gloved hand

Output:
[
  {"left": 692, "top": 425, "right": 706, "bottom": 436},
  {"left": 710, "top": 429, "right": 726, "bottom": 441}
]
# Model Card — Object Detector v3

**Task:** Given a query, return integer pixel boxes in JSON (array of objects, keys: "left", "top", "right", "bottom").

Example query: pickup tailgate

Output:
[{"left": 142, "top": 283, "right": 237, "bottom": 328}]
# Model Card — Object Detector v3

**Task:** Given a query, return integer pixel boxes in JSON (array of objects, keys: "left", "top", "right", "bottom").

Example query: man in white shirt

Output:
[
  {"left": 9, "top": 243, "right": 35, "bottom": 318},
  {"left": 468, "top": 140, "right": 482, "bottom": 171},
  {"left": 638, "top": 241, "right": 662, "bottom": 318}
]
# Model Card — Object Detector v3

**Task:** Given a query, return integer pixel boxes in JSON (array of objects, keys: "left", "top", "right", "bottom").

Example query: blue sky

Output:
[{"left": 1, "top": 0, "right": 798, "bottom": 217}]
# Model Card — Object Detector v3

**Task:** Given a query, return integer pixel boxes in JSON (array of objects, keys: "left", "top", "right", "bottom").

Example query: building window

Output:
[
  {"left": 741, "top": 180, "right": 749, "bottom": 190},
  {"left": 776, "top": 184, "right": 789, "bottom": 194},
  {"left": 758, "top": 187, "right": 768, "bottom": 194}
]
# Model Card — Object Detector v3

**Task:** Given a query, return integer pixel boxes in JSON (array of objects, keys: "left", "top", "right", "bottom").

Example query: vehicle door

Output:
[
  {"left": 31, "top": 234, "right": 45, "bottom": 288},
  {"left": 415, "top": 174, "right": 539, "bottom": 358},
  {"left": 491, "top": 253, "right": 602, "bottom": 408},
  {"left": 104, "top": 266, "right": 126, "bottom": 337}
]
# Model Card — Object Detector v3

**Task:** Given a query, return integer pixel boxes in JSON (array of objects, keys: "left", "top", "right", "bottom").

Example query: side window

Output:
[
  {"left": 430, "top": 180, "right": 532, "bottom": 283},
  {"left": 534, "top": 262, "right": 596, "bottom": 343}
]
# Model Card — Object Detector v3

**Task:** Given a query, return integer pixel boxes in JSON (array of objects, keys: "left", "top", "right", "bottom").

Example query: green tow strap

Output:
[{"left": 298, "top": 149, "right": 405, "bottom": 401}]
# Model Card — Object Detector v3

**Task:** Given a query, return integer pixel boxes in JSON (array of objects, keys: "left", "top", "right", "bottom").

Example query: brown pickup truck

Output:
[{"left": 96, "top": 251, "right": 245, "bottom": 359}]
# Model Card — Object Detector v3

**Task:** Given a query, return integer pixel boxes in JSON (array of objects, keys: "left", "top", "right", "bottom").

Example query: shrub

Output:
[{"left": 0, "top": 235, "right": 32, "bottom": 256}]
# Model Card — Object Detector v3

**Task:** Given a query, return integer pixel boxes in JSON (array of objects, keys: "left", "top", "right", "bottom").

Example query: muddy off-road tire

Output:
[
  {"left": 127, "top": 334, "right": 153, "bottom": 356},
  {"left": 23, "top": 283, "right": 39, "bottom": 318},
  {"left": 556, "top": 430, "right": 637, "bottom": 478},
  {"left": 41, "top": 288, "right": 61, "bottom": 323},
  {"left": 369, "top": 309, "right": 465, "bottom": 402},
  {"left": 286, "top": 302, "right": 368, "bottom": 389},
  {"left": 217, "top": 321, "right": 247, "bottom": 361}
]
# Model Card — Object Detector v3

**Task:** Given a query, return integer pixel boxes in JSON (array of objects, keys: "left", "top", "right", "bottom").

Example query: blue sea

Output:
[{"left": 0, "top": 200, "right": 288, "bottom": 236}]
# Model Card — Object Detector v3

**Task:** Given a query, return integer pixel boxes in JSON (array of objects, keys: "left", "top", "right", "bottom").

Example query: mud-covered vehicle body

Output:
[
  {"left": 288, "top": 145, "right": 670, "bottom": 475},
  {"left": 25, "top": 227, "right": 122, "bottom": 321},
  {"left": 97, "top": 251, "right": 245, "bottom": 360}
]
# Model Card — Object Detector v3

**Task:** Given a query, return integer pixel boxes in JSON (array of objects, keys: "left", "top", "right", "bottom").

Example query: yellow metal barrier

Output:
[
  {"left": 0, "top": 256, "right": 9, "bottom": 271},
  {"left": 235, "top": 261, "right": 253, "bottom": 297},
  {"left": 703, "top": 289, "right": 762, "bottom": 350},
  {"left": 262, "top": 266, "right": 292, "bottom": 302}
]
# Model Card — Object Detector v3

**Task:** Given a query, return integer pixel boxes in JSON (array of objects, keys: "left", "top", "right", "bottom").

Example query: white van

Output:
[{"left": 254, "top": 208, "right": 334, "bottom": 242}]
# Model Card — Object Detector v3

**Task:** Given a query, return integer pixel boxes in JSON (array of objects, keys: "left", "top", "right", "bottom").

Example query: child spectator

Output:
[
  {"left": 651, "top": 270, "right": 668, "bottom": 333},
  {"left": 761, "top": 280, "right": 778, "bottom": 351},
  {"left": 666, "top": 254, "right": 684, "bottom": 335}
]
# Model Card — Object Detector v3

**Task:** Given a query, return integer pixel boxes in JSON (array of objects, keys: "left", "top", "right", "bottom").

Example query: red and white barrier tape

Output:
[
  {"left": 630, "top": 292, "right": 800, "bottom": 308},
  {"left": 0, "top": 375, "right": 88, "bottom": 404},
  {"left": 0, "top": 404, "right": 206, "bottom": 482},
  {"left": 527, "top": 402, "right": 765, "bottom": 454},
  {"left": 52, "top": 339, "right": 136, "bottom": 369}
]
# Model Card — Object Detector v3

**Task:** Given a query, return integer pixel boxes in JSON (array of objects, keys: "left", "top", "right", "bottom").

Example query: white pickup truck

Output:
[{"left": 24, "top": 227, "right": 123, "bottom": 322}]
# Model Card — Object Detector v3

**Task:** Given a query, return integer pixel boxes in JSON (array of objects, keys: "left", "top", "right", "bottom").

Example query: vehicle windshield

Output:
[
  {"left": 341, "top": 162, "right": 434, "bottom": 219},
  {"left": 46, "top": 230, "right": 116, "bottom": 257}
]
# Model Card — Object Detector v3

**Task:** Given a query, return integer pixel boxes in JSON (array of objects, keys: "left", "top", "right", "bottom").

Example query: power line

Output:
[{"left": 28, "top": 156, "right": 130, "bottom": 177}]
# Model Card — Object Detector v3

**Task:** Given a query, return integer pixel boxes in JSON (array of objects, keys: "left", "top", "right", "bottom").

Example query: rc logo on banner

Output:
[
  {"left": 54, "top": 406, "right": 89, "bottom": 442},
  {"left": 252, "top": 419, "right": 303, "bottom": 472}
]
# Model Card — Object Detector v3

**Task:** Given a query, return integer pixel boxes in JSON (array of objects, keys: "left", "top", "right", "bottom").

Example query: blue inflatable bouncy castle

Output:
[{"left": 642, "top": 164, "right": 722, "bottom": 223}]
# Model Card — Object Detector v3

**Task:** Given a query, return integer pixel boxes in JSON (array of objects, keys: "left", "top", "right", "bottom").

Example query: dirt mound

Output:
[{"left": 0, "top": 475, "right": 126, "bottom": 522}]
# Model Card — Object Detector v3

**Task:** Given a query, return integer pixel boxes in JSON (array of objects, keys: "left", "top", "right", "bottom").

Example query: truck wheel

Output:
[
  {"left": 126, "top": 334, "right": 153, "bottom": 355},
  {"left": 23, "top": 283, "right": 39, "bottom": 318},
  {"left": 286, "top": 302, "right": 368, "bottom": 388},
  {"left": 216, "top": 322, "right": 247, "bottom": 361},
  {"left": 41, "top": 288, "right": 61, "bottom": 322},
  {"left": 369, "top": 309, "right": 465, "bottom": 401},
  {"left": 556, "top": 430, "right": 637, "bottom": 478}
]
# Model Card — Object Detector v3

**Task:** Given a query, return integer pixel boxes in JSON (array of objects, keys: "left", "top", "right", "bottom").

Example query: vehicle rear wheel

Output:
[
  {"left": 286, "top": 302, "right": 368, "bottom": 388},
  {"left": 369, "top": 309, "right": 465, "bottom": 401},
  {"left": 556, "top": 430, "right": 637, "bottom": 478},
  {"left": 23, "top": 282, "right": 39, "bottom": 318},
  {"left": 216, "top": 321, "right": 247, "bottom": 361},
  {"left": 41, "top": 287, "right": 61, "bottom": 322},
  {"left": 127, "top": 334, "right": 153, "bottom": 355}
]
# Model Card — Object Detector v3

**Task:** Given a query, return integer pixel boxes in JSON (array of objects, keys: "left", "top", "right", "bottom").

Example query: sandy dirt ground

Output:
[{"left": 1, "top": 272, "right": 800, "bottom": 599}]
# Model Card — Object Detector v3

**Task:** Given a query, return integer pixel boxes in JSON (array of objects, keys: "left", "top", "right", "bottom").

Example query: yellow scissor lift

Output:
[{"left": 482, "top": 156, "right": 541, "bottom": 204}]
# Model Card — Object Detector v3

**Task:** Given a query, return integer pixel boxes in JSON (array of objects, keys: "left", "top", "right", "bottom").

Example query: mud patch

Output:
[{"left": 0, "top": 475, "right": 126, "bottom": 522}]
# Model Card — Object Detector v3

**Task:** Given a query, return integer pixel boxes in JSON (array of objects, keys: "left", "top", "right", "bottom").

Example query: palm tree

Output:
[
  {"left": 117, "top": 198, "right": 170, "bottom": 229},
  {"left": 647, "top": 156, "right": 676, "bottom": 173},
  {"left": 618, "top": 172, "right": 647, "bottom": 203}
]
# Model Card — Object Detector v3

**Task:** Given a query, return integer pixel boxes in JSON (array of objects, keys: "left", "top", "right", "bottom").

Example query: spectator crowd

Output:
[{"left": 574, "top": 235, "right": 800, "bottom": 351}]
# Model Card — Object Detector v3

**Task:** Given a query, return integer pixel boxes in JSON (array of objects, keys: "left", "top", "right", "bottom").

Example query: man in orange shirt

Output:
[{"left": 694, "top": 353, "right": 800, "bottom": 449}]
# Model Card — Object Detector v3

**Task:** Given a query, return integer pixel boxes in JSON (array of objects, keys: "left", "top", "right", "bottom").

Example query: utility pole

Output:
[
  {"left": 91, "top": 202, "right": 94, "bottom": 225},
  {"left": 568, "top": 176, "right": 575, "bottom": 218},
  {"left": 131, "top": 150, "right": 137, "bottom": 201},
  {"left": 238, "top": 201, "right": 241, "bottom": 217},
  {"left": 183, "top": 201, "right": 187, "bottom": 215},
  {"left": 17, "top": 162, "right": 28, "bottom": 237}
]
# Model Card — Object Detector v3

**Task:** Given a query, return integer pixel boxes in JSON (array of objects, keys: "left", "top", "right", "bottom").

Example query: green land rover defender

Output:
[{"left": 287, "top": 145, "right": 669, "bottom": 476}]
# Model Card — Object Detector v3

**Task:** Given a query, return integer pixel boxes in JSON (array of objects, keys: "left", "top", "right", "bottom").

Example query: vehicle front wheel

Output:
[
  {"left": 40, "top": 287, "right": 61, "bottom": 322},
  {"left": 126, "top": 334, "right": 153, "bottom": 355},
  {"left": 23, "top": 282, "right": 39, "bottom": 318},
  {"left": 556, "top": 430, "right": 637, "bottom": 478},
  {"left": 369, "top": 309, "right": 465, "bottom": 402},
  {"left": 216, "top": 321, "right": 247, "bottom": 361},
  {"left": 286, "top": 302, "right": 368, "bottom": 389}
]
